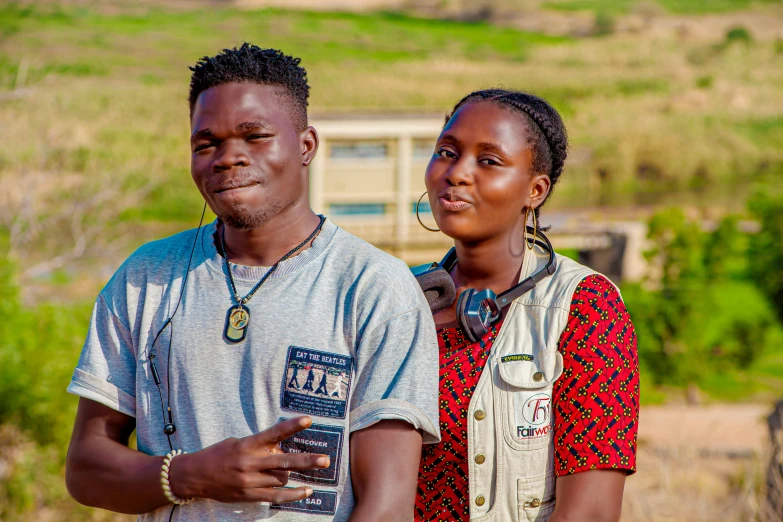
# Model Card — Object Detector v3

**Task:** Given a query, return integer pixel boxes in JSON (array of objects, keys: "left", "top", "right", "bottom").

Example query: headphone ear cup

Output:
[
  {"left": 415, "top": 267, "right": 457, "bottom": 314},
  {"left": 456, "top": 289, "right": 478, "bottom": 343}
]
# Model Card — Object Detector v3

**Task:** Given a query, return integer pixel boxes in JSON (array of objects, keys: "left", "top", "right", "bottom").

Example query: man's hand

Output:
[
  {"left": 65, "top": 399, "right": 329, "bottom": 514},
  {"left": 170, "top": 416, "right": 330, "bottom": 504}
]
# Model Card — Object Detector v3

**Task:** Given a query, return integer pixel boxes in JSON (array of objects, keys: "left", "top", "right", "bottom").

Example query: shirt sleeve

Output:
[
  {"left": 348, "top": 306, "right": 441, "bottom": 444},
  {"left": 553, "top": 274, "right": 639, "bottom": 476},
  {"left": 66, "top": 292, "right": 137, "bottom": 417}
]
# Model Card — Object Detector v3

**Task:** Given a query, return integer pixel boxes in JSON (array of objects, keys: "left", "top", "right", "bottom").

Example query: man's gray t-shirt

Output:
[{"left": 67, "top": 218, "right": 439, "bottom": 521}]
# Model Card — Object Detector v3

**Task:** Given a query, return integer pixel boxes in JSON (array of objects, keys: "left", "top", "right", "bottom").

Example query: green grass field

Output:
[{"left": 2, "top": 2, "right": 782, "bottom": 222}]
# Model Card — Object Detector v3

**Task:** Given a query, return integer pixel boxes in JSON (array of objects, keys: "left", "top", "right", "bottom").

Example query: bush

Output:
[
  {"left": 747, "top": 184, "right": 783, "bottom": 322},
  {"left": 695, "top": 74, "right": 714, "bottom": 89},
  {"left": 0, "top": 259, "right": 93, "bottom": 518},
  {"left": 593, "top": 10, "right": 616, "bottom": 36},
  {"left": 725, "top": 26, "right": 753, "bottom": 45},
  {"left": 624, "top": 207, "right": 782, "bottom": 387},
  {"left": 0, "top": 261, "right": 90, "bottom": 448}
]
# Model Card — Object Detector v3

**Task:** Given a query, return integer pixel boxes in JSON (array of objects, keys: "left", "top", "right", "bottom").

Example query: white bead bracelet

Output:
[{"left": 160, "top": 449, "right": 195, "bottom": 505}]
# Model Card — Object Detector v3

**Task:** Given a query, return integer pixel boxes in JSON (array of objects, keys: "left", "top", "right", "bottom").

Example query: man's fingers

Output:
[
  {"left": 246, "top": 486, "right": 314, "bottom": 504},
  {"left": 259, "top": 452, "right": 331, "bottom": 471},
  {"left": 239, "top": 469, "right": 290, "bottom": 489},
  {"left": 244, "top": 417, "right": 313, "bottom": 448},
  {"left": 265, "top": 470, "right": 290, "bottom": 487}
]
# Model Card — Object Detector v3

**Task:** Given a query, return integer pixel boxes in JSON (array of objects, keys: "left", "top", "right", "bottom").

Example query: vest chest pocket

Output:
[{"left": 496, "top": 350, "right": 563, "bottom": 451}]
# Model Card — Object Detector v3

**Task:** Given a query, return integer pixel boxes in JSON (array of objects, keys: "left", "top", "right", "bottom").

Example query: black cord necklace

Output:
[{"left": 219, "top": 215, "right": 326, "bottom": 343}]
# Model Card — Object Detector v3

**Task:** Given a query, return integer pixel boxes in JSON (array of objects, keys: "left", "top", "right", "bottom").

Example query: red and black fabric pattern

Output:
[
  {"left": 415, "top": 275, "right": 639, "bottom": 521},
  {"left": 415, "top": 323, "right": 502, "bottom": 521},
  {"left": 552, "top": 274, "right": 639, "bottom": 476}
]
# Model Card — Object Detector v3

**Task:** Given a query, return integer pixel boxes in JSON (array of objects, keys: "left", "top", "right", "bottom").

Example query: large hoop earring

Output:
[
  {"left": 524, "top": 207, "right": 537, "bottom": 250},
  {"left": 416, "top": 192, "right": 440, "bottom": 232}
]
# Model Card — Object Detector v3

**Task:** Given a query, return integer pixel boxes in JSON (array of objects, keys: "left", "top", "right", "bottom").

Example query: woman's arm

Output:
[
  {"left": 348, "top": 420, "right": 423, "bottom": 522},
  {"left": 549, "top": 275, "right": 640, "bottom": 522},
  {"left": 549, "top": 470, "right": 627, "bottom": 522}
]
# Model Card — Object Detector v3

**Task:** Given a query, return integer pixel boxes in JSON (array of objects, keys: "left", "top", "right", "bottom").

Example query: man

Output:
[{"left": 65, "top": 44, "right": 439, "bottom": 521}]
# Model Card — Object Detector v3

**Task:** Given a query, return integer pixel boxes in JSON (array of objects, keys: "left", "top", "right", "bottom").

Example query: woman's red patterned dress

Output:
[{"left": 415, "top": 275, "right": 640, "bottom": 521}]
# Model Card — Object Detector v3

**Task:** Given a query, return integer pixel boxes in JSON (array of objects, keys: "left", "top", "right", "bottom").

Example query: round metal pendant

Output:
[{"left": 229, "top": 307, "right": 249, "bottom": 330}]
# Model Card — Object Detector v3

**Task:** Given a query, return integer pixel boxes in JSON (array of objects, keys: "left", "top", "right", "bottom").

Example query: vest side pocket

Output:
[{"left": 517, "top": 471, "right": 556, "bottom": 522}]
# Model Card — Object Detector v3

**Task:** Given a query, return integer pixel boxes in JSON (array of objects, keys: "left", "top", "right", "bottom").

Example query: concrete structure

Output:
[
  {"left": 310, "top": 115, "right": 450, "bottom": 264},
  {"left": 309, "top": 115, "right": 648, "bottom": 281}
]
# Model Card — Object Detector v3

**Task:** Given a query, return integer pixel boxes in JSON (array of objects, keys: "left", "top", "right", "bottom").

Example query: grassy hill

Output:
[{"left": 2, "top": 3, "right": 782, "bottom": 227}]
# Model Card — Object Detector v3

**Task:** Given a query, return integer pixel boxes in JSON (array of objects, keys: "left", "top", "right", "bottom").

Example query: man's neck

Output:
[{"left": 221, "top": 205, "right": 322, "bottom": 267}]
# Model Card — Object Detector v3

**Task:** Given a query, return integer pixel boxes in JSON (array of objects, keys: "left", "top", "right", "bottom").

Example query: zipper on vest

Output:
[{"left": 523, "top": 497, "right": 555, "bottom": 509}]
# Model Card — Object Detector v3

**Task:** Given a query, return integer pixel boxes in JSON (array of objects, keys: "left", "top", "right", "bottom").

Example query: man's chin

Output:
[
  {"left": 218, "top": 201, "right": 285, "bottom": 231},
  {"left": 222, "top": 210, "right": 263, "bottom": 230}
]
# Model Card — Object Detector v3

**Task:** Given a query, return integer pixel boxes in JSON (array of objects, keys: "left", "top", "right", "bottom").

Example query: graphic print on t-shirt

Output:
[
  {"left": 279, "top": 419, "right": 344, "bottom": 486},
  {"left": 281, "top": 346, "right": 354, "bottom": 419},
  {"left": 271, "top": 489, "right": 338, "bottom": 516}
]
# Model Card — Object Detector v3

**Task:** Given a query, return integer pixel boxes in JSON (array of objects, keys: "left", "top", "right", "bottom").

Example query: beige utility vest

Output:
[{"left": 466, "top": 245, "right": 597, "bottom": 522}]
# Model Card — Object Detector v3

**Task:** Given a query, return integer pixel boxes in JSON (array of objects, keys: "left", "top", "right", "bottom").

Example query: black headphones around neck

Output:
[{"left": 413, "top": 226, "right": 557, "bottom": 343}]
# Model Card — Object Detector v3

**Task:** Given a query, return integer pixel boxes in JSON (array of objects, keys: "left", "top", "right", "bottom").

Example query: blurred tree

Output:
[
  {"left": 748, "top": 185, "right": 783, "bottom": 322},
  {"left": 0, "top": 167, "right": 153, "bottom": 282},
  {"left": 725, "top": 26, "right": 753, "bottom": 45},
  {"left": 704, "top": 215, "right": 747, "bottom": 281},
  {"left": 625, "top": 206, "right": 781, "bottom": 386},
  {"left": 592, "top": 10, "right": 616, "bottom": 36}
]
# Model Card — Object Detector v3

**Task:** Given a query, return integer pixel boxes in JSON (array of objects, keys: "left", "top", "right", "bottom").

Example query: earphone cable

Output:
[
  {"left": 148, "top": 202, "right": 207, "bottom": 356},
  {"left": 165, "top": 323, "right": 175, "bottom": 449},
  {"left": 147, "top": 203, "right": 207, "bottom": 451}
]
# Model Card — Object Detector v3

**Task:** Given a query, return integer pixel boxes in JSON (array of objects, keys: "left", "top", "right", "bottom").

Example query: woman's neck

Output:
[{"left": 452, "top": 229, "right": 528, "bottom": 294}]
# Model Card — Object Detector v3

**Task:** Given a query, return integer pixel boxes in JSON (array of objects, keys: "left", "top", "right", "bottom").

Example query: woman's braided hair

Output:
[{"left": 445, "top": 89, "right": 568, "bottom": 222}]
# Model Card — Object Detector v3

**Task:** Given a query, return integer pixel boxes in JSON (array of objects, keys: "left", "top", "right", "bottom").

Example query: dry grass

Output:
[
  {"left": 623, "top": 447, "right": 765, "bottom": 522},
  {"left": 2, "top": 4, "right": 781, "bottom": 218},
  {"left": 621, "top": 402, "right": 779, "bottom": 522}
]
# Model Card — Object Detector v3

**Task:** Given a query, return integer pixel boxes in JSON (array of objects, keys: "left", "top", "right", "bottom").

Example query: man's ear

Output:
[
  {"left": 301, "top": 126, "right": 319, "bottom": 167},
  {"left": 528, "top": 173, "right": 551, "bottom": 210}
]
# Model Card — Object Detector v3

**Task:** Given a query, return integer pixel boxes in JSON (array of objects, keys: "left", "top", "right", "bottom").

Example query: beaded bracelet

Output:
[{"left": 160, "top": 450, "right": 195, "bottom": 505}]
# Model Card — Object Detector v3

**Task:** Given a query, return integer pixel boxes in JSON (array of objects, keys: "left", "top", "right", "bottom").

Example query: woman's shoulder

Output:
[
  {"left": 561, "top": 273, "right": 637, "bottom": 358},
  {"left": 571, "top": 273, "right": 621, "bottom": 302},
  {"left": 520, "top": 253, "right": 605, "bottom": 309}
]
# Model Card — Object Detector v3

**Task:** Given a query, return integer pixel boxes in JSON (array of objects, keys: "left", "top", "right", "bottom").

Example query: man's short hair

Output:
[{"left": 188, "top": 43, "right": 310, "bottom": 130}]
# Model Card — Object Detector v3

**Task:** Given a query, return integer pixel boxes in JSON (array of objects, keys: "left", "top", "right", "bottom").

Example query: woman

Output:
[{"left": 414, "top": 89, "right": 639, "bottom": 522}]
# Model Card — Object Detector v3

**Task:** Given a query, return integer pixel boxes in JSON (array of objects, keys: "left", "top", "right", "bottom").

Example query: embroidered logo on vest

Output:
[{"left": 516, "top": 392, "right": 552, "bottom": 439}]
